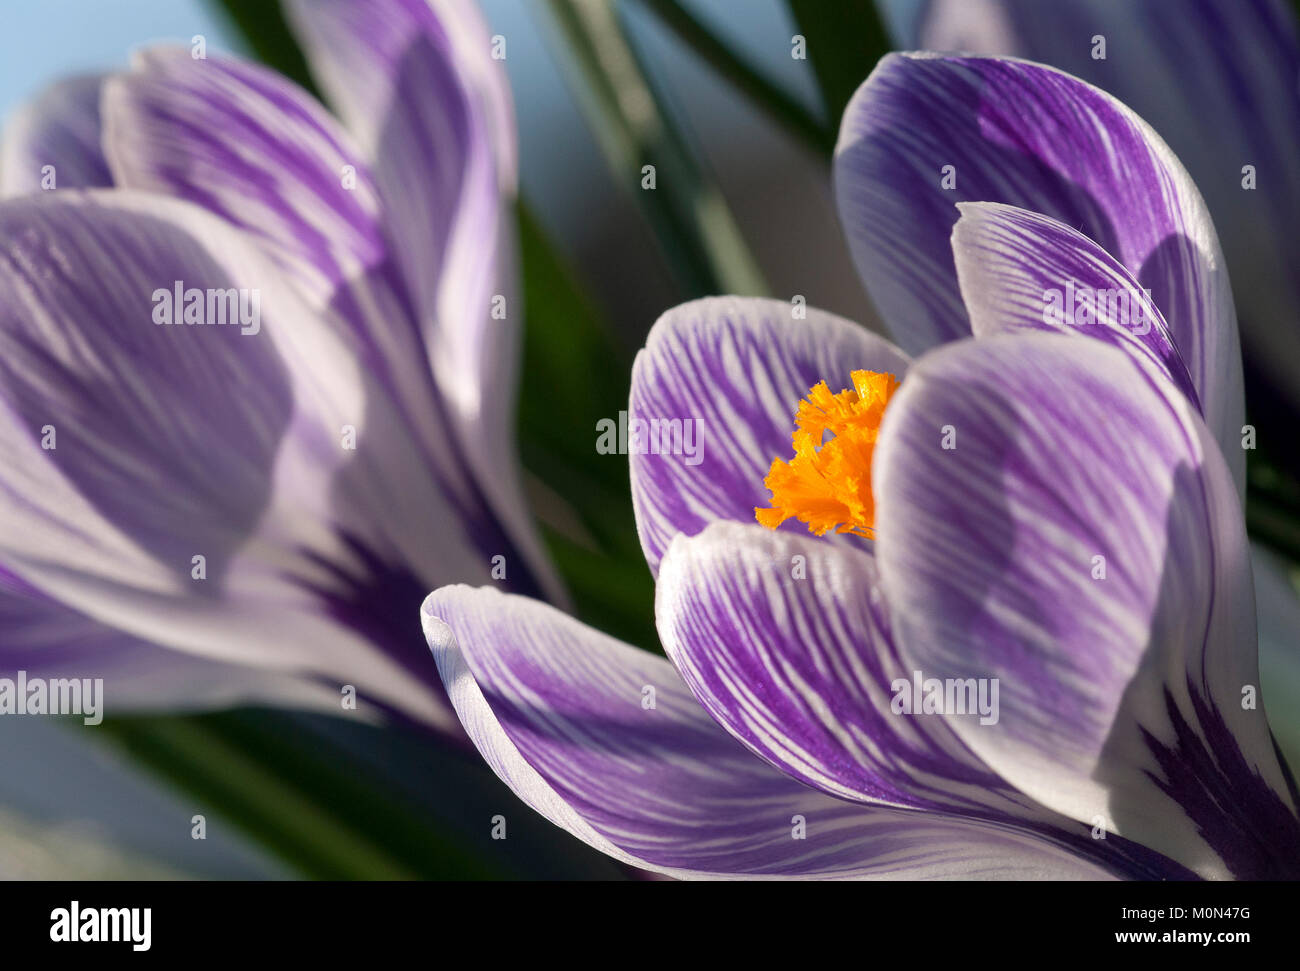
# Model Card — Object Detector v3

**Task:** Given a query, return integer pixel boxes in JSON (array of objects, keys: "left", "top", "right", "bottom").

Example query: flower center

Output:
[{"left": 755, "top": 369, "right": 901, "bottom": 538}]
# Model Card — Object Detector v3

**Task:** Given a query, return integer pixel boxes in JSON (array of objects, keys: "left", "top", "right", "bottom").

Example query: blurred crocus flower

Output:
[
  {"left": 0, "top": 0, "right": 559, "bottom": 731},
  {"left": 424, "top": 54, "right": 1300, "bottom": 878},
  {"left": 894, "top": 0, "right": 1300, "bottom": 414}
]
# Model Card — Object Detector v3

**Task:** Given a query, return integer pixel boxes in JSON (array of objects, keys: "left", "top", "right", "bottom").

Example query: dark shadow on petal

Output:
[
  {"left": 0, "top": 210, "right": 293, "bottom": 591},
  {"left": 1098, "top": 462, "right": 1300, "bottom": 878}
]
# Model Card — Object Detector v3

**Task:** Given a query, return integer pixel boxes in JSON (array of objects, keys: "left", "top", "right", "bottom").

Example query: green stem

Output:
[
  {"left": 1245, "top": 414, "right": 1300, "bottom": 565},
  {"left": 207, "top": 0, "right": 319, "bottom": 96},
  {"left": 1247, "top": 493, "right": 1300, "bottom": 565},
  {"left": 543, "top": 0, "right": 768, "bottom": 297},
  {"left": 785, "top": 0, "right": 892, "bottom": 131},
  {"left": 101, "top": 712, "right": 510, "bottom": 880},
  {"left": 636, "top": 0, "right": 833, "bottom": 154},
  {"left": 101, "top": 716, "right": 409, "bottom": 878}
]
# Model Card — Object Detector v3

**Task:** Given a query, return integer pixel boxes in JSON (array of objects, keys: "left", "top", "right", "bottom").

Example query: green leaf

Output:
[
  {"left": 543, "top": 0, "right": 768, "bottom": 298},
  {"left": 786, "top": 0, "right": 892, "bottom": 131},
  {"left": 637, "top": 0, "right": 834, "bottom": 154},
  {"left": 517, "top": 203, "right": 630, "bottom": 499},
  {"left": 516, "top": 202, "right": 659, "bottom": 650},
  {"left": 101, "top": 712, "right": 482, "bottom": 878},
  {"left": 207, "top": 0, "right": 319, "bottom": 96},
  {"left": 1244, "top": 354, "right": 1300, "bottom": 566},
  {"left": 101, "top": 709, "right": 627, "bottom": 879}
]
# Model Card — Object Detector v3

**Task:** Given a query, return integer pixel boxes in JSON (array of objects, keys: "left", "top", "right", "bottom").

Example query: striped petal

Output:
[
  {"left": 629, "top": 296, "right": 909, "bottom": 574},
  {"left": 0, "top": 190, "right": 490, "bottom": 729},
  {"left": 422, "top": 584, "right": 1119, "bottom": 879},
  {"left": 104, "top": 48, "right": 400, "bottom": 322},
  {"left": 284, "top": 0, "right": 534, "bottom": 586},
  {"left": 0, "top": 75, "right": 112, "bottom": 196},
  {"left": 655, "top": 519, "right": 1191, "bottom": 879},
  {"left": 950, "top": 202, "right": 1239, "bottom": 485},
  {"left": 910, "top": 0, "right": 1300, "bottom": 413},
  {"left": 873, "top": 332, "right": 1300, "bottom": 878},
  {"left": 656, "top": 520, "right": 995, "bottom": 805},
  {"left": 101, "top": 48, "right": 473, "bottom": 522},
  {"left": 834, "top": 53, "right": 1243, "bottom": 486}
]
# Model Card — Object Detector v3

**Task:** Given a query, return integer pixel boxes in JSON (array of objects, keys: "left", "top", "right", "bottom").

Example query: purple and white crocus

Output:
[
  {"left": 0, "top": 0, "right": 559, "bottom": 731},
  {"left": 423, "top": 54, "right": 1300, "bottom": 878}
]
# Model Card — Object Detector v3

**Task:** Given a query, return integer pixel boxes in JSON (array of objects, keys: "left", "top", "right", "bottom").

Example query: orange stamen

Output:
[{"left": 755, "top": 369, "right": 900, "bottom": 537}]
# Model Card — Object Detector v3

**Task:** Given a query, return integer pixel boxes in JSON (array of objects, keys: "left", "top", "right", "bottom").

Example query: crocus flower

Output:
[
  {"left": 424, "top": 53, "right": 1300, "bottom": 878},
  {"left": 0, "top": 0, "right": 559, "bottom": 731},
  {"left": 895, "top": 0, "right": 1300, "bottom": 414}
]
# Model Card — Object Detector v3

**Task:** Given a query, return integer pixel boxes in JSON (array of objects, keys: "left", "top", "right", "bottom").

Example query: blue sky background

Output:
[
  {"left": 0, "top": 0, "right": 817, "bottom": 126},
  {"left": 0, "top": 0, "right": 243, "bottom": 119}
]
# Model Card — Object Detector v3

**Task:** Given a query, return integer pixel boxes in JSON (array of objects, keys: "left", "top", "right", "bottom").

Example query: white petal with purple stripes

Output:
[
  {"left": 909, "top": 0, "right": 1300, "bottom": 413},
  {"left": 0, "top": 568, "right": 350, "bottom": 715},
  {"left": 284, "top": 0, "right": 537, "bottom": 594},
  {"left": 100, "top": 42, "right": 557, "bottom": 604},
  {"left": 104, "top": 48, "right": 392, "bottom": 312},
  {"left": 951, "top": 202, "right": 1234, "bottom": 480},
  {"left": 873, "top": 332, "right": 1299, "bottom": 878},
  {"left": 656, "top": 520, "right": 1190, "bottom": 878},
  {"left": 835, "top": 53, "right": 1243, "bottom": 490},
  {"left": 657, "top": 521, "right": 1007, "bottom": 807},
  {"left": 423, "top": 584, "right": 1119, "bottom": 879}
]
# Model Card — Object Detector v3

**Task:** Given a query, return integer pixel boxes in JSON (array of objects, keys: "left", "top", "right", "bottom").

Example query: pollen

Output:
[{"left": 756, "top": 369, "right": 901, "bottom": 538}]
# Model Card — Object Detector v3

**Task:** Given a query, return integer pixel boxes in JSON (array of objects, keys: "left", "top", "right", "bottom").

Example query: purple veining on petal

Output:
[
  {"left": 0, "top": 3, "right": 550, "bottom": 727},
  {"left": 1137, "top": 685, "right": 1300, "bottom": 878},
  {"left": 656, "top": 521, "right": 1195, "bottom": 880},
  {"left": 0, "top": 565, "right": 343, "bottom": 712},
  {"left": 104, "top": 47, "right": 391, "bottom": 301},
  {"left": 284, "top": 0, "right": 516, "bottom": 336},
  {"left": 295, "top": 528, "right": 545, "bottom": 741},
  {"left": 834, "top": 53, "right": 1243, "bottom": 496},
  {"left": 0, "top": 74, "right": 113, "bottom": 195},
  {"left": 424, "top": 584, "right": 1136, "bottom": 879},
  {"left": 912, "top": 0, "right": 1300, "bottom": 413},
  {"left": 874, "top": 332, "right": 1294, "bottom": 876},
  {"left": 284, "top": 0, "right": 557, "bottom": 606},
  {"left": 101, "top": 47, "right": 552, "bottom": 603},
  {"left": 952, "top": 202, "right": 1202, "bottom": 414},
  {"left": 658, "top": 522, "right": 1007, "bottom": 807},
  {"left": 0, "top": 193, "right": 292, "bottom": 586},
  {"left": 0, "top": 190, "right": 492, "bottom": 729}
]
